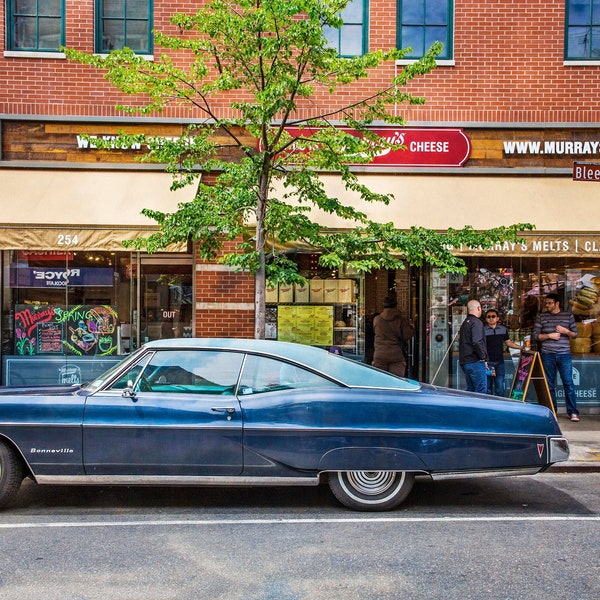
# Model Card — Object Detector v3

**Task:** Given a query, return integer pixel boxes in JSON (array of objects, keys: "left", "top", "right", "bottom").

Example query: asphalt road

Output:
[{"left": 0, "top": 473, "right": 598, "bottom": 600}]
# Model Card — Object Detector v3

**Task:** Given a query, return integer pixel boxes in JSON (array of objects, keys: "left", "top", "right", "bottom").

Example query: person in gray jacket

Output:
[{"left": 533, "top": 293, "right": 579, "bottom": 421}]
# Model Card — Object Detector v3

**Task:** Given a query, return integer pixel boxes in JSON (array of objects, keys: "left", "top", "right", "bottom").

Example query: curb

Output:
[{"left": 549, "top": 463, "right": 600, "bottom": 473}]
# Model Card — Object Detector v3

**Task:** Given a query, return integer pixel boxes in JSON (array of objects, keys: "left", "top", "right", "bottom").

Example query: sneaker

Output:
[{"left": 570, "top": 413, "right": 580, "bottom": 422}]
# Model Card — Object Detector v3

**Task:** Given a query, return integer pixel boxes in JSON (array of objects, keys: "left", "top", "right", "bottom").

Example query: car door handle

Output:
[{"left": 211, "top": 406, "right": 236, "bottom": 421}]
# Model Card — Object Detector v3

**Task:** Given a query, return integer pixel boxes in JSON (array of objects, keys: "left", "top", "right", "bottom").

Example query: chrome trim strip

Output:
[
  {"left": 34, "top": 475, "right": 320, "bottom": 487},
  {"left": 430, "top": 467, "right": 541, "bottom": 481}
]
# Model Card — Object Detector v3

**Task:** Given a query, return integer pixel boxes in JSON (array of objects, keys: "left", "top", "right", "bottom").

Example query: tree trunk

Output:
[{"left": 254, "top": 163, "right": 269, "bottom": 339}]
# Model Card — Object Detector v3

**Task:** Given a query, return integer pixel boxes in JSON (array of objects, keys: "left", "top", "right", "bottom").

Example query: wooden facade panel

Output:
[
  {"left": 3, "top": 119, "right": 600, "bottom": 170},
  {"left": 1, "top": 120, "right": 252, "bottom": 164}
]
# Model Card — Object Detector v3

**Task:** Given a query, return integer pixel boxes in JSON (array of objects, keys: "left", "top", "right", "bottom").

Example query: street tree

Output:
[{"left": 65, "top": 0, "right": 534, "bottom": 338}]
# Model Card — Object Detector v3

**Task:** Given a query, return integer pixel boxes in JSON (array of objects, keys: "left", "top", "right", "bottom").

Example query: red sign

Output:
[
  {"left": 18, "top": 251, "right": 74, "bottom": 262},
  {"left": 280, "top": 127, "right": 471, "bottom": 167},
  {"left": 573, "top": 162, "right": 600, "bottom": 182}
]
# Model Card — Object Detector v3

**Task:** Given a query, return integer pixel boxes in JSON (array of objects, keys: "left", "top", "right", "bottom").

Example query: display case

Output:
[
  {"left": 333, "top": 304, "right": 358, "bottom": 353},
  {"left": 265, "top": 274, "right": 364, "bottom": 358}
]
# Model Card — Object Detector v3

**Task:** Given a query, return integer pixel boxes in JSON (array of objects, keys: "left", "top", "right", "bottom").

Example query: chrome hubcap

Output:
[{"left": 345, "top": 471, "right": 399, "bottom": 496}]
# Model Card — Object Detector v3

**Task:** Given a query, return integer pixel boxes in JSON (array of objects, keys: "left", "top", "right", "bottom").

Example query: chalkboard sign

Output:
[
  {"left": 37, "top": 322, "right": 63, "bottom": 354},
  {"left": 14, "top": 304, "right": 118, "bottom": 356},
  {"left": 508, "top": 351, "right": 555, "bottom": 414}
]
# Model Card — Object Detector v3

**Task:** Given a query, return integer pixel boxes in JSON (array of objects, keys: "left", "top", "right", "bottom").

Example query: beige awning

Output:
[
  {"left": 0, "top": 168, "right": 195, "bottom": 251},
  {"left": 0, "top": 225, "right": 186, "bottom": 251},
  {"left": 271, "top": 173, "right": 600, "bottom": 232}
]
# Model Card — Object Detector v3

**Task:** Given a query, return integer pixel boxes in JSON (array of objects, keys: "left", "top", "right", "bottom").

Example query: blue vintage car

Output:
[{"left": 0, "top": 338, "right": 569, "bottom": 511}]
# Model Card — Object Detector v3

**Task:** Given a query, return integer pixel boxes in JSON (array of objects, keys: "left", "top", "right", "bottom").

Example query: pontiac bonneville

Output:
[{"left": 0, "top": 339, "right": 569, "bottom": 511}]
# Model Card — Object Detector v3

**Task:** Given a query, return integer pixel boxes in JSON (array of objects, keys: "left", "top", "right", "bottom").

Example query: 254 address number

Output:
[{"left": 57, "top": 234, "right": 79, "bottom": 246}]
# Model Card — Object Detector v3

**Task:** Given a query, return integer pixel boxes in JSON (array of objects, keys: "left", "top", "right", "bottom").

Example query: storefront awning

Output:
[
  {"left": 0, "top": 169, "right": 195, "bottom": 252},
  {"left": 0, "top": 225, "right": 186, "bottom": 251}
]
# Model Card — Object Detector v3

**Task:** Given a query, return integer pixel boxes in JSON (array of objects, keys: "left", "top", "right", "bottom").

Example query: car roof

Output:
[{"left": 142, "top": 338, "right": 420, "bottom": 390}]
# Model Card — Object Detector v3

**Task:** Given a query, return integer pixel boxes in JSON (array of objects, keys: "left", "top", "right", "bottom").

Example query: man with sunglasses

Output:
[
  {"left": 532, "top": 293, "right": 580, "bottom": 421},
  {"left": 484, "top": 309, "right": 523, "bottom": 396}
]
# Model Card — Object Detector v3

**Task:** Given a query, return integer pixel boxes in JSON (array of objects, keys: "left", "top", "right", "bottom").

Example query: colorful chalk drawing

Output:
[
  {"left": 14, "top": 304, "right": 118, "bottom": 356},
  {"left": 510, "top": 353, "right": 534, "bottom": 400}
]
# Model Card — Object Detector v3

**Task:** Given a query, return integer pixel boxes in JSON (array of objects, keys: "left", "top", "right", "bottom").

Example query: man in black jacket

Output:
[{"left": 459, "top": 299, "right": 489, "bottom": 393}]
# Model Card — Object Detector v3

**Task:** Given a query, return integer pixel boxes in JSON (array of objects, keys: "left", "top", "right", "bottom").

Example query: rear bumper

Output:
[{"left": 549, "top": 436, "right": 570, "bottom": 463}]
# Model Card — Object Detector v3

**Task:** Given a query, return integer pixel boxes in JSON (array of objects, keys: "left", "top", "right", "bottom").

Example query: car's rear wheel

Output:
[
  {"left": 328, "top": 470, "right": 415, "bottom": 511},
  {"left": 0, "top": 441, "right": 25, "bottom": 508}
]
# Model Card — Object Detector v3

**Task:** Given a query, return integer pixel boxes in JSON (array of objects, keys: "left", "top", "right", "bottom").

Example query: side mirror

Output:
[{"left": 122, "top": 379, "right": 138, "bottom": 402}]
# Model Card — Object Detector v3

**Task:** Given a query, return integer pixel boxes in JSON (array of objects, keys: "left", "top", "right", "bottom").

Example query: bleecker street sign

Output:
[
  {"left": 573, "top": 161, "right": 600, "bottom": 181},
  {"left": 280, "top": 127, "right": 471, "bottom": 168}
]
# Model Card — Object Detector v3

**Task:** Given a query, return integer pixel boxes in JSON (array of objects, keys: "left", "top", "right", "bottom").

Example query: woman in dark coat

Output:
[{"left": 372, "top": 297, "right": 415, "bottom": 377}]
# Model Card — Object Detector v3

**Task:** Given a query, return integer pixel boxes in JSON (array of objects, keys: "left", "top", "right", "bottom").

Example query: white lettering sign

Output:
[{"left": 504, "top": 140, "right": 600, "bottom": 156}]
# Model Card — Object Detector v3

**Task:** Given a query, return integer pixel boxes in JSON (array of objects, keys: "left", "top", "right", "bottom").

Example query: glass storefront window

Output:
[
  {"left": 1, "top": 250, "right": 193, "bottom": 386},
  {"left": 264, "top": 255, "right": 365, "bottom": 360},
  {"left": 426, "top": 256, "right": 600, "bottom": 412}
]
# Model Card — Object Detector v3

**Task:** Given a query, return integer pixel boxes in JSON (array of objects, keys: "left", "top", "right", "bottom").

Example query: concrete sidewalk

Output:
[{"left": 550, "top": 413, "right": 600, "bottom": 471}]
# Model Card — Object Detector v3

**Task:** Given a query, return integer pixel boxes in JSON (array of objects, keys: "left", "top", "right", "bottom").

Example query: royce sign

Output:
[
  {"left": 573, "top": 162, "right": 600, "bottom": 181},
  {"left": 282, "top": 127, "right": 471, "bottom": 168}
]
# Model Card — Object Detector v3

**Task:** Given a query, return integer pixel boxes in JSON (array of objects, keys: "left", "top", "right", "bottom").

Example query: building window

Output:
[
  {"left": 397, "top": 0, "right": 452, "bottom": 59},
  {"left": 96, "top": 0, "right": 153, "bottom": 54},
  {"left": 6, "top": 0, "right": 65, "bottom": 51},
  {"left": 566, "top": 0, "right": 600, "bottom": 60},
  {"left": 323, "top": 0, "right": 368, "bottom": 57}
]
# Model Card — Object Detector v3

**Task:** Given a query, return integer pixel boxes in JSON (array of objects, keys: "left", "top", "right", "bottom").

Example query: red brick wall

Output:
[
  {"left": 1, "top": 1, "right": 598, "bottom": 123},
  {"left": 2, "top": 1, "right": 598, "bottom": 339},
  {"left": 194, "top": 239, "right": 255, "bottom": 338}
]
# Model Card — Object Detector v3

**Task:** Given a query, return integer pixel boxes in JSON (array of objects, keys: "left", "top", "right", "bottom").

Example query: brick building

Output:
[{"left": 1, "top": 1, "right": 600, "bottom": 412}]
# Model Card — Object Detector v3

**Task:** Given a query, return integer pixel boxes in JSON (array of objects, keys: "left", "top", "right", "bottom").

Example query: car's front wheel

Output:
[
  {"left": 0, "top": 441, "right": 25, "bottom": 508},
  {"left": 328, "top": 470, "right": 415, "bottom": 511}
]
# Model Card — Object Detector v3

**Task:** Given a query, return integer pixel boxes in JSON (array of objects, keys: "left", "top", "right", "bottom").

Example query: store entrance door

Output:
[{"left": 135, "top": 255, "right": 194, "bottom": 349}]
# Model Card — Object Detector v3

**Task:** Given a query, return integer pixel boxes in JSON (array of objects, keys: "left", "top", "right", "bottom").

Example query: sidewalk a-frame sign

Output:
[{"left": 508, "top": 351, "right": 555, "bottom": 414}]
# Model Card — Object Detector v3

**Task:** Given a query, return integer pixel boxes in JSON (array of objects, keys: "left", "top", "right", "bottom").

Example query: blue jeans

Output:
[
  {"left": 487, "top": 360, "right": 506, "bottom": 397},
  {"left": 461, "top": 361, "right": 488, "bottom": 394},
  {"left": 540, "top": 352, "right": 579, "bottom": 416}
]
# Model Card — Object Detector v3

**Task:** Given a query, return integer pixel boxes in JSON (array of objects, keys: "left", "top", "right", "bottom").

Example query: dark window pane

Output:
[
  {"left": 38, "top": 17, "right": 61, "bottom": 48},
  {"left": 103, "top": 0, "right": 125, "bottom": 18},
  {"left": 14, "top": 16, "right": 37, "bottom": 48},
  {"left": 340, "top": 25, "right": 363, "bottom": 55},
  {"left": 402, "top": 0, "right": 424, "bottom": 24},
  {"left": 39, "top": 0, "right": 61, "bottom": 16},
  {"left": 425, "top": 25, "right": 447, "bottom": 48},
  {"left": 591, "top": 25, "right": 600, "bottom": 56},
  {"left": 568, "top": 25, "right": 591, "bottom": 57},
  {"left": 99, "top": 1, "right": 151, "bottom": 53},
  {"left": 126, "top": 20, "right": 149, "bottom": 51},
  {"left": 323, "top": 26, "right": 338, "bottom": 48},
  {"left": 127, "top": 0, "right": 148, "bottom": 19},
  {"left": 343, "top": 1, "right": 363, "bottom": 22},
  {"left": 102, "top": 19, "right": 125, "bottom": 51},
  {"left": 426, "top": 0, "right": 447, "bottom": 23},
  {"left": 323, "top": 0, "right": 365, "bottom": 56},
  {"left": 569, "top": 0, "right": 591, "bottom": 25},
  {"left": 402, "top": 25, "right": 424, "bottom": 54},
  {"left": 15, "top": 0, "right": 37, "bottom": 14}
]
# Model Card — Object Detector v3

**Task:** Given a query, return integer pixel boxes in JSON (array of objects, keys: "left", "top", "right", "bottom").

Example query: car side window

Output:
[
  {"left": 108, "top": 356, "right": 152, "bottom": 390},
  {"left": 108, "top": 350, "right": 243, "bottom": 395},
  {"left": 239, "top": 355, "right": 339, "bottom": 395}
]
